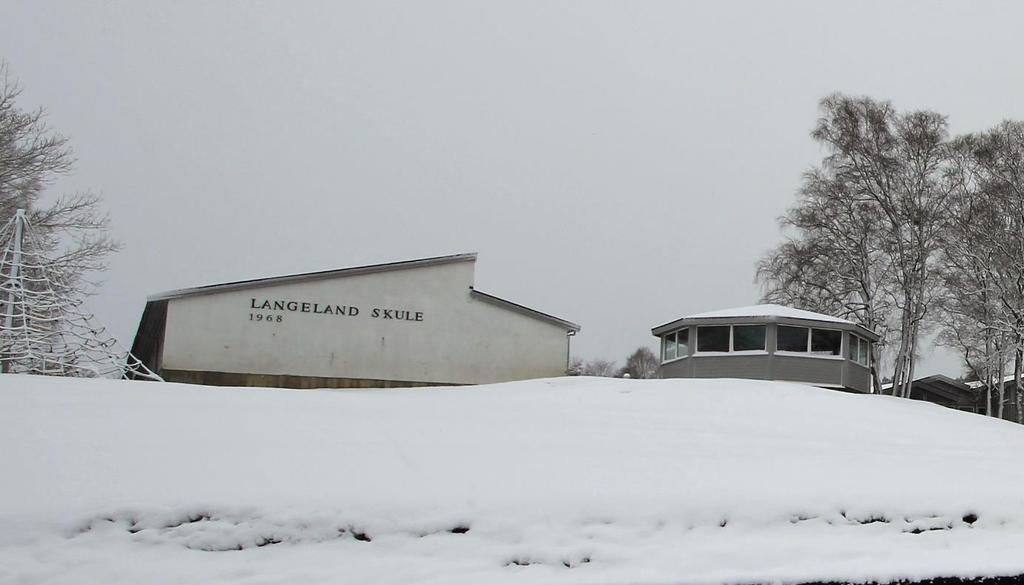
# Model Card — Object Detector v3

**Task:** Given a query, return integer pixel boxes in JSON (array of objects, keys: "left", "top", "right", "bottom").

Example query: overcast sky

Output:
[{"left": 3, "top": 1, "right": 1023, "bottom": 377}]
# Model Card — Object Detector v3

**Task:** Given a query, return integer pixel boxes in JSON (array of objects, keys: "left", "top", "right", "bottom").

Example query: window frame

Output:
[
  {"left": 775, "top": 325, "right": 846, "bottom": 360},
  {"left": 676, "top": 327, "right": 690, "bottom": 359},
  {"left": 858, "top": 336, "right": 871, "bottom": 366},
  {"left": 775, "top": 325, "right": 810, "bottom": 354},
  {"left": 731, "top": 324, "right": 767, "bottom": 353},
  {"left": 810, "top": 328, "right": 843, "bottom": 357},
  {"left": 662, "top": 331, "right": 677, "bottom": 362},
  {"left": 848, "top": 334, "right": 871, "bottom": 368},
  {"left": 691, "top": 324, "right": 770, "bottom": 356},
  {"left": 662, "top": 328, "right": 691, "bottom": 363},
  {"left": 696, "top": 325, "right": 731, "bottom": 354}
]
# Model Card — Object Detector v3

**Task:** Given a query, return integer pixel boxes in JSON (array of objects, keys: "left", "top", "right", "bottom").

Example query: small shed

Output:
[{"left": 651, "top": 304, "right": 880, "bottom": 393}]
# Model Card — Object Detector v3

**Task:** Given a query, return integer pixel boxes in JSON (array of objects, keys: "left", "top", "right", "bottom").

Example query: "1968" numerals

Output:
[{"left": 249, "top": 313, "right": 283, "bottom": 323}]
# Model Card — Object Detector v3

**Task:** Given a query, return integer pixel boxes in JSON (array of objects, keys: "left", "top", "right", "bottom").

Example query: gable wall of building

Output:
[{"left": 159, "top": 261, "right": 570, "bottom": 385}]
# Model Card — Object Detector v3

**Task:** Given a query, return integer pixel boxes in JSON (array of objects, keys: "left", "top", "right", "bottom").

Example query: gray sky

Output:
[{"left": 3, "top": 1, "right": 1023, "bottom": 378}]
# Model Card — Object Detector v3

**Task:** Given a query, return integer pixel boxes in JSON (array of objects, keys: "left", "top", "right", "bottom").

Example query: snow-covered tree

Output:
[
  {"left": 936, "top": 123, "right": 1024, "bottom": 421},
  {"left": 0, "top": 62, "right": 117, "bottom": 303},
  {"left": 759, "top": 94, "right": 955, "bottom": 398},
  {"left": 621, "top": 347, "right": 659, "bottom": 379},
  {"left": 757, "top": 163, "right": 893, "bottom": 392},
  {"left": 0, "top": 62, "right": 154, "bottom": 379},
  {"left": 581, "top": 359, "right": 617, "bottom": 378}
]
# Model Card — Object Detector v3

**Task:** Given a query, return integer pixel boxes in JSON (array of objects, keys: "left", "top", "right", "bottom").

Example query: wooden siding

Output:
[
  {"left": 692, "top": 355, "right": 772, "bottom": 379},
  {"left": 773, "top": 355, "right": 844, "bottom": 385},
  {"left": 843, "top": 361, "right": 872, "bottom": 393},
  {"left": 659, "top": 357, "right": 693, "bottom": 378}
]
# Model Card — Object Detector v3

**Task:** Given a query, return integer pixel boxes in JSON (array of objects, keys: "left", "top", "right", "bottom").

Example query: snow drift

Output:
[{"left": 2, "top": 375, "right": 1024, "bottom": 584}]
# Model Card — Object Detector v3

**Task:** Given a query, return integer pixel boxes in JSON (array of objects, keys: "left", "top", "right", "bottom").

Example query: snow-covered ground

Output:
[{"left": 3, "top": 375, "right": 1024, "bottom": 585}]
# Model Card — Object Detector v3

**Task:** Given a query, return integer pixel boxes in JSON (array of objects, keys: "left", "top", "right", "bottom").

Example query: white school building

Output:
[{"left": 130, "top": 253, "right": 580, "bottom": 388}]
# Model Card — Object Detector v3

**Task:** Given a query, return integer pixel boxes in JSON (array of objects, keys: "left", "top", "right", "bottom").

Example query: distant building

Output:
[
  {"left": 131, "top": 253, "right": 580, "bottom": 389},
  {"left": 651, "top": 304, "right": 880, "bottom": 393},
  {"left": 967, "top": 376, "right": 1023, "bottom": 421},
  {"left": 896, "top": 374, "right": 1020, "bottom": 420},
  {"left": 896, "top": 375, "right": 984, "bottom": 414}
]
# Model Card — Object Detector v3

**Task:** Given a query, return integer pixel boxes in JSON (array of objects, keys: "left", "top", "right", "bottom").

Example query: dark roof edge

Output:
[
  {"left": 651, "top": 314, "right": 881, "bottom": 341},
  {"left": 470, "top": 288, "right": 580, "bottom": 332},
  {"left": 149, "top": 253, "right": 478, "bottom": 302},
  {"left": 917, "top": 373, "right": 971, "bottom": 389}
]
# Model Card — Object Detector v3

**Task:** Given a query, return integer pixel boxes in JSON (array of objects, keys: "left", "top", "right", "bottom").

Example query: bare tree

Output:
[
  {"left": 969, "top": 122, "right": 1024, "bottom": 422},
  {"left": 937, "top": 122, "right": 1024, "bottom": 421},
  {"left": 934, "top": 187, "right": 1010, "bottom": 417},
  {"left": 0, "top": 62, "right": 138, "bottom": 378},
  {"left": 757, "top": 163, "right": 893, "bottom": 392},
  {"left": 566, "top": 356, "right": 584, "bottom": 376},
  {"left": 761, "top": 94, "right": 955, "bottom": 397},
  {"left": 581, "top": 359, "right": 617, "bottom": 377},
  {"left": 0, "top": 62, "right": 118, "bottom": 296},
  {"left": 622, "top": 347, "right": 659, "bottom": 379}
]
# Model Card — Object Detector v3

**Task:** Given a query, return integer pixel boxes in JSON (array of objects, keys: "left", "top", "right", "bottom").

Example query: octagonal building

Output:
[{"left": 651, "top": 304, "right": 880, "bottom": 393}]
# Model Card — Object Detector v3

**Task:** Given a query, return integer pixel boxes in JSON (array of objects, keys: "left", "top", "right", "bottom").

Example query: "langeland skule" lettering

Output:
[
  {"left": 250, "top": 298, "right": 359, "bottom": 316},
  {"left": 247, "top": 298, "right": 425, "bottom": 323},
  {"left": 370, "top": 308, "right": 424, "bottom": 321}
]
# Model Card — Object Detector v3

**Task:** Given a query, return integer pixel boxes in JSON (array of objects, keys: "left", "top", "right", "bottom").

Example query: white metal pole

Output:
[{"left": 2, "top": 209, "right": 26, "bottom": 372}]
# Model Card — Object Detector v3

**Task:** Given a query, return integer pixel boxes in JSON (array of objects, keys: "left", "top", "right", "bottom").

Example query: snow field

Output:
[{"left": 2, "top": 375, "right": 1024, "bottom": 584}]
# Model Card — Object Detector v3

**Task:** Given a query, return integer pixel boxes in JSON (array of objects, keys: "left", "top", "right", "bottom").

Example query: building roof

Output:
[
  {"left": 652, "top": 303, "right": 879, "bottom": 340},
  {"left": 685, "top": 304, "right": 853, "bottom": 324},
  {"left": 470, "top": 289, "right": 580, "bottom": 332},
  {"left": 966, "top": 374, "right": 1021, "bottom": 389},
  {"left": 881, "top": 375, "right": 980, "bottom": 408},
  {"left": 909, "top": 374, "right": 976, "bottom": 404},
  {"left": 148, "top": 253, "right": 479, "bottom": 302}
]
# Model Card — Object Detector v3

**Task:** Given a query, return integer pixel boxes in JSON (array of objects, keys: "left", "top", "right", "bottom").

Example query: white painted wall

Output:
[{"left": 160, "top": 260, "right": 571, "bottom": 384}]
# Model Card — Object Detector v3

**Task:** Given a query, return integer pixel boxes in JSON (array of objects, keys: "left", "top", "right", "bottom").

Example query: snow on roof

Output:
[
  {"left": 966, "top": 373, "right": 1020, "bottom": 389},
  {"left": 685, "top": 303, "right": 854, "bottom": 324},
  {"left": 4, "top": 375, "right": 1024, "bottom": 583}
]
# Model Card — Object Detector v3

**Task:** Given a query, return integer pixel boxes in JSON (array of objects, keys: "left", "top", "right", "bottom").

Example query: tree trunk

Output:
[
  {"left": 870, "top": 361, "right": 882, "bottom": 395},
  {"left": 985, "top": 329, "right": 994, "bottom": 417},
  {"left": 1016, "top": 343, "right": 1023, "bottom": 424},
  {"left": 998, "top": 343, "right": 1006, "bottom": 420},
  {"left": 892, "top": 314, "right": 912, "bottom": 397}
]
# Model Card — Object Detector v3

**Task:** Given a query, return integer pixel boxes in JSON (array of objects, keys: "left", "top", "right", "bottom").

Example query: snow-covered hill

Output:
[{"left": 2, "top": 375, "right": 1024, "bottom": 585}]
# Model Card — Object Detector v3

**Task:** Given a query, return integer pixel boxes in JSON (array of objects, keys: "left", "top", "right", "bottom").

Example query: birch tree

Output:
[
  {"left": 759, "top": 94, "right": 953, "bottom": 395},
  {"left": 806, "top": 95, "right": 953, "bottom": 398},
  {"left": 945, "top": 122, "right": 1024, "bottom": 421},
  {"left": 757, "top": 165, "right": 892, "bottom": 392},
  {"left": 936, "top": 145, "right": 1011, "bottom": 416}
]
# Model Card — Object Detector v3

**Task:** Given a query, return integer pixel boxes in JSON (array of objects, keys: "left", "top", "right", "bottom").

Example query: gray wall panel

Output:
[
  {"left": 774, "top": 355, "right": 843, "bottom": 384},
  {"left": 692, "top": 355, "right": 771, "bottom": 379},
  {"left": 659, "top": 358, "right": 693, "bottom": 378},
  {"left": 843, "top": 362, "right": 871, "bottom": 393}
]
